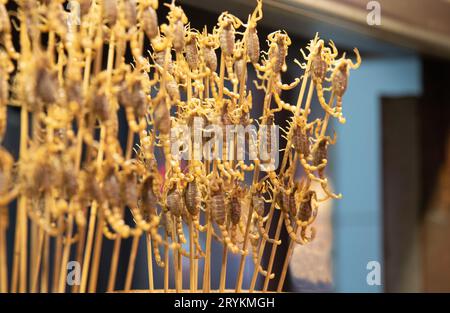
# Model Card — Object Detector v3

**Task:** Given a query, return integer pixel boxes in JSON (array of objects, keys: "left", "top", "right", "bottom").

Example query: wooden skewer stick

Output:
[
  {"left": 202, "top": 206, "right": 212, "bottom": 292},
  {"left": 164, "top": 232, "right": 170, "bottom": 293},
  {"left": 79, "top": 202, "right": 99, "bottom": 293},
  {"left": 87, "top": 209, "right": 104, "bottom": 292},
  {"left": 52, "top": 216, "right": 63, "bottom": 292},
  {"left": 71, "top": 224, "right": 86, "bottom": 293},
  {"left": 58, "top": 213, "right": 75, "bottom": 293},
  {"left": 188, "top": 217, "right": 195, "bottom": 292},
  {"left": 11, "top": 10, "right": 32, "bottom": 293},
  {"left": 219, "top": 235, "right": 228, "bottom": 292},
  {"left": 146, "top": 233, "right": 154, "bottom": 291},
  {"left": 106, "top": 225, "right": 123, "bottom": 292},
  {"left": 30, "top": 225, "right": 45, "bottom": 293},
  {"left": 0, "top": 213, "right": 8, "bottom": 293},
  {"left": 124, "top": 233, "right": 141, "bottom": 291}
]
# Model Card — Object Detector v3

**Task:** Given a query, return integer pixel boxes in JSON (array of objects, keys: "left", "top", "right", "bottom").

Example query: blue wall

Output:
[{"left": 333, "top": 57, "right": 422, "bottom": 292}]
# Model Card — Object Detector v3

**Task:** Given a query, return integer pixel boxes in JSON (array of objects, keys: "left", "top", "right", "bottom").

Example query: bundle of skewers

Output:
[{"left": 0, "top": 0, "right": 360, "bottom": 293}]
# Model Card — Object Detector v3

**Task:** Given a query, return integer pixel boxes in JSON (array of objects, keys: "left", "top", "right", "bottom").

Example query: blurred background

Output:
[{"left": 3, "top": 0, "right": 449, "bottom": 293}]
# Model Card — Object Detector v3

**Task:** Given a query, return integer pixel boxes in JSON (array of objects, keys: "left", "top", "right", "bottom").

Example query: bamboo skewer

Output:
[
  {"left": 124, "top": 233, "right": 140, "bottom": 291},
  {"left": 188, "top": 217, "right": 195, "bottom": 292},
  {"left": 30, "top": 225, "right": 44, "bottom": 293},
  {"left": 219, "top": 237, "right": 228, "bottom": 292},
  {"left": 146, "top": 233, "right": 154, "bottom": 291},
  {"left": 52, "top": 216, "right": 63, "bottom": 292},
  {"left": 58, "top": 214, "right": 75, "bottom": 293},
  {"left": 0, "top": 215, "right": 8, "bottom": 293},
  {"left": 79, "top": 202, "right": 98, "bottom": 293},
  {"left": 163, "top": 233, "right": 169, "bottom": 293}
]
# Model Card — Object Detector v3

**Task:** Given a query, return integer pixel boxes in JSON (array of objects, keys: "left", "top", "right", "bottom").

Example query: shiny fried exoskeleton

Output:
[
  {"left": 142, "top": 5, "right": 159, "bottom": 39},
  {"left": 184, "top": 180, "right": 199, "bottom": 216},
  {"left": 246, "top": 26, "right": 259, "bottom": 64},
  {"left": 130, "top": 81, "right": 147, "bottom": 118},
  {"left": 185, "top": 33, "right": 199, "bottom": 71},
  {"left": 123, "top": 0, "right": 137, "bottom": 28},
  {"left": 62, "top": 167, "right": 79, "bottom": 199},
  {"left": 165, "top": 2, "right": 188, "bottom": 53},
  {"left": 79, "top": 167, "right": 104, "bottom": 206},
  {"left": 295, "top": 189, "right": 318, "bottom": 243},
  {"left": 119, "top": 78, "right": 147, "bottom": 128},
  {"left": 103, "top": 0, "right": 118, "bottom": 27},
  {"left": 248, "top": 214, "right": 276, "bottom": 279},
  {"left": 166, "top": 75, "right": 180, "bottom": 101},
  {"left": 153, "top": 98, "right": 170, "bottom": 135},
  {"left": 252, "top": 189, "right": 281, "bottom": 245},
  {"left": 199, "top": 31, "right": 218, "bottom": 73},
  {"left": 202, "top": 45, "right": 217, "bottom": 72},
  {"left": 217, "top": 15, "right": 236, "bottom": 57},
  {"left": 279, "top": 182, "right": 296, "bottom": 217},
  {"left": 166, "top": 186, "right": 186, "bottom": 243},
  {"left": 161, "top": 209, "right": 173, "bottom": 237},
  {"left": 172, "top": 20, "right": 185, "bottom": 54},
  {"left": 211, "top": 189, "right": 226, "bottom": 226},
  {"left": 35, "top": 57, "right": 59, "bottom": 105},
  {"left": 140, "top": 176, "right": 157, "bottom": 220},
  {"left": 313, "top": 137, "right": 329, "bottom": 177},
  {"left": 92, "top": 92, "right": 110, "bottom": 122},
  {"left": 166, "top": 187, "right": 183, "bottom": 218},
  {"left": 153, "top": 46, "right": 175, "bottom": 74},
  {"left": 292, "top": 124, "right": 310, "bottom": 157},
  {"left": 32, "top": 154, "right": 60, "bottom": 194},
  {"left": 65, "top": 78, "right": 83, "bottom": 110},
  {"left": 280, "top": 184, "right": 306, "bottom": 244},
  {"left": 234, "top": 53, "right": 247, "bottom": 82},
  {"left": 311, "top": 46, "right": 328, "bottom": 83},
  {"left": 303, "top": 40, "right": 343, "bottom": 122},
  {"left": 312, "top": 138, "right": 327, "bottom": 165},
  {"left": 184, "top": 180, "right": 206, "bottom": 257},
  {"left": 210, "top": 183, "right": 244, "bottom": 254},
  {"left": 259, "top": 114, "right": 274, "bottom": 163},
  {"left": 228, "top": 185, "right": 245, "bottom": 244},
  {"left": 332, "top": 64, "right": 347, "bottom": 103},
  {"left": 245, "top": 0, "right": 262, "bottom": 64},
  {"left": 78, "top": 0, "right": 92, "bottom": 16},
  {"left": 308, "top": 133, "right": 341, "bottom": 200},
  {"left": 229, "top": 195, "right": 241, "bottom": 226},
  {"left": 297, "top": 190, "right": 315, "bottom": 223},
  {"left": 215, "top": 10, "right": 242, "bottom": 57},
  {"left": 251, "top": 191, "right": 264, "bottom": 217},
  {"left": 122, "top": 171, "right": 138, "bottom": 209},
  {"left": 330, "top": 48, "right": 360, "bottom": 108},
  {"left": 267, "top": 31, "right": 290, "bottom": 74},
  {"left": 102, "top": 167, "right": 121, "bottom": 208}
]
